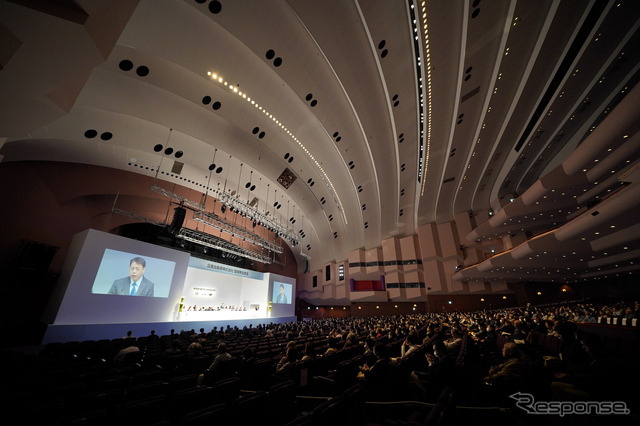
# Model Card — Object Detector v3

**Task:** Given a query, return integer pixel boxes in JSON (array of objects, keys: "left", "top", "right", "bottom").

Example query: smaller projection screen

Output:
[
  {"left": 271, "top": 282, "right": 293, "bottom": 304},
  {"left": 267, "top": 274, "right": 296, "bottom": 317}
]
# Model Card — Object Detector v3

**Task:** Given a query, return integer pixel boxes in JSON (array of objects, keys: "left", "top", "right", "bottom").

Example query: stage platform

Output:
[{"left": 41, "top": 315, "right": 297, "bottom": 344}]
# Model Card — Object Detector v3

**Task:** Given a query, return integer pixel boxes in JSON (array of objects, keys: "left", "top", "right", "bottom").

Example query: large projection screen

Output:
[{"left": 47, "top": 229, "right": 190, "bottom": 325}]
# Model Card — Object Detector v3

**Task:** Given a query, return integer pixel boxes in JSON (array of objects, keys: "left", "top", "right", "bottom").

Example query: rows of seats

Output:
[
  {"left": 3, "top": 307, "right": 639, "bottom": 425},
  {"left": 2, "top": 328, "right": 424, "bottom": 425}
]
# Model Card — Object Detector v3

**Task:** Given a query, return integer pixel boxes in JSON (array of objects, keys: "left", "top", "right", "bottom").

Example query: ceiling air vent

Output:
[{"left": 461, "top": 86, "right": 480, "bottom": 103}]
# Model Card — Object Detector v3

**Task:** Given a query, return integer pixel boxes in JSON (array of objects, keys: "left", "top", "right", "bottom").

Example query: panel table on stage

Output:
[{"left": 177, "top": 309, "right": 261, "bottom": 321}]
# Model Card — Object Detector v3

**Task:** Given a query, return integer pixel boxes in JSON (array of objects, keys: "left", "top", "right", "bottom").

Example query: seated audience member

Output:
[
  {"left": 342, "top": 332, "right": 358, "bottom": 349},
  {"left": 198, "top": 342, "right": 232, "bottom": 386},
  {"left": 301, "top": 342, "right": 317, "bottom": 361},
  {"left": 482, "top": 342, "right": 525, "bottom": 396},
  {"left": 276, "top": 346, "right": 298, "bottom": 377},
  {"left": 478, "top": 323, "right": 497, "bottom": 347},
  {"left": 555, "top": 321, "right": 588, "bottom": 367},
  {"left": 362, "top": 338, "right": 376, "bottom": 359},
  {"left": 148, "top": 329, "right": 159, "bottom": 341},
  {"left": 582, "top": 309, "right": 598, "bottom": 323},
  {"left": 511, "top": 320, "right": 529, "bottom": 343},
  {"left": 114, "top": 345, "right": 139, "bottom": 363},
  {"left": 444, "top": 329, "right": 463, "bottom": 352},
  {"left": 165, "top": 339, "right": 182, "bottom": 356},
  {"left": 410, "top": 340, "right": 456, "bottom": 398},
  {"left": 324, "top": 337, "right": 339, "bottom": 356},
  {"left": 358, "top": 341, "right": 391, "bottom": 387},
  {"left": 551, "top": 333, "right": 616, "bottom": 401},
  {"left": 391, "top": 329, "right": 420, "bottom": 365},
  {"left": 276, "top": 340, "right": 297, "bottom": 363},
  {"left": 186, "top": 339, "right": 204, "bottom": 366},
  {"left": 237, "top": 346, "right": 257, "bottom": 383},
  {"left": 401, "top": 330, "right": 420, "bottom": 357},
  {"left": 532, "top": 317, "right": 548, "bottom": 334},
  {"left": 423, "top": 323, "right": 439, "bottom": 343},
  {"left": 496, "top": 318, "right": 515, "bottom": 335}
]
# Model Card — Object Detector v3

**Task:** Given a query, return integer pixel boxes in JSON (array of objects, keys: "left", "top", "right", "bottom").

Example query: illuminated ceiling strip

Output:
[
  {"left": 207, "top": 71, "right": 347, "bottom": 224},
  {"left": 420, "top": 0, "right": 433, "bottom": 196}
]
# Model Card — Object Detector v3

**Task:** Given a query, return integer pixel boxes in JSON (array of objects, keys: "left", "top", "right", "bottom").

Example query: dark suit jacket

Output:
[{"left": 109, "top": 276, "right": 155, "bottom": 297}]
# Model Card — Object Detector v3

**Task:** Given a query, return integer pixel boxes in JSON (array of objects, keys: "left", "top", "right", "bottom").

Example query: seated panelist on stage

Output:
[{"left": 109, "top": 256, "right": 155, "bottom": 297}]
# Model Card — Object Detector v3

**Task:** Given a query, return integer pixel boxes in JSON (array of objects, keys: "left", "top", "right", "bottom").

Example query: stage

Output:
[
  {"left": 41, "top": 229, "right": 298, "bottom": 345},
  {"left": 41, "top": 314, "right": 297, "bottom": 344}
]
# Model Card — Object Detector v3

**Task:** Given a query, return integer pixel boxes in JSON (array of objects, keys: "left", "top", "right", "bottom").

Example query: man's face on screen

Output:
[{"left": 130, "top": 262, "right": 145, "bottom": 282}]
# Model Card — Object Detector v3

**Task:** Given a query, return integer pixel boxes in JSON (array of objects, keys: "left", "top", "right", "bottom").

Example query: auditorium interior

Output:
[{"left": 1, "top": 0, "right": 640, "bottom": 425}]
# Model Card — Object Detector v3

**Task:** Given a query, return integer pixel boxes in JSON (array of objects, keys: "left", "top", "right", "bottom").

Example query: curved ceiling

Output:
[{"left": 1, "top": 0, "right": 640, "bottom": 278}]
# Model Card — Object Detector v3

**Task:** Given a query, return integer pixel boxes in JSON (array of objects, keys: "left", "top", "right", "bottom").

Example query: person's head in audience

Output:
[
  {"left": 433, "top": 340, "right": 448, "bottom": 358},
  {"left": 285, "top": 345, "right": 298, "bottom": 362},
  {"left": 189, "top": 341, "right": 202, "bottom": 353},
  {"left": 327, "top": 337, "right": 338, "bottom": 350},
  {"left": 580, "top": 333, "right": 605, "bottom": 360},
  {"left": 363, "top": 337, "right": 375, "bottom": 353},
  {"left": 373, "top": 341, "right": 388, "bottom": 360},
  {"left": 304, "top": 342, "right": 316, "bottom": 358},
  {"left": 501, "top": 342, "right": 519, "bottom": 359},
  {"left": 406, "top": 329, "right": 419, "bottom": 346},
  {"left": 242, "top": 346, "right": 254, "bottom": 360}
]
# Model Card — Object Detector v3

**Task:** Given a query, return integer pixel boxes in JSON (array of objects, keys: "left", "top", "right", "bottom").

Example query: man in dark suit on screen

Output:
[
  {"left": 275, "top": 284, "right": 287, "bottom": 303},
  {"left": 109, "top": 256, "right": 155, "bottom": 297}
]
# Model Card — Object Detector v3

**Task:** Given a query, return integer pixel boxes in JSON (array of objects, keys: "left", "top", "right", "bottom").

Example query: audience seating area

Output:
[{"left": 1, "top": 299, "right": 639, "bottom": 425}]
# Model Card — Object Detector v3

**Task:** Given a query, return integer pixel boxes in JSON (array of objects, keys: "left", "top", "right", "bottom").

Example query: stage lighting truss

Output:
[
  {"left": 151, "top": 184, "right": 300, "bottom": 247},
  {"left": 111, "top": 208, "right": 167, "bottom": 227},
  {"left": 193, "top": 210, "right": 283, "bottom": 253},
  {"left": 214, "top": 189, "right": 300, "bottom": 246},
  {"left": 176, "top": 227, "right": 272, "bottom": 264},
  {"left": 150, "top": 185, "right": 203, "bottom": 210}
]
